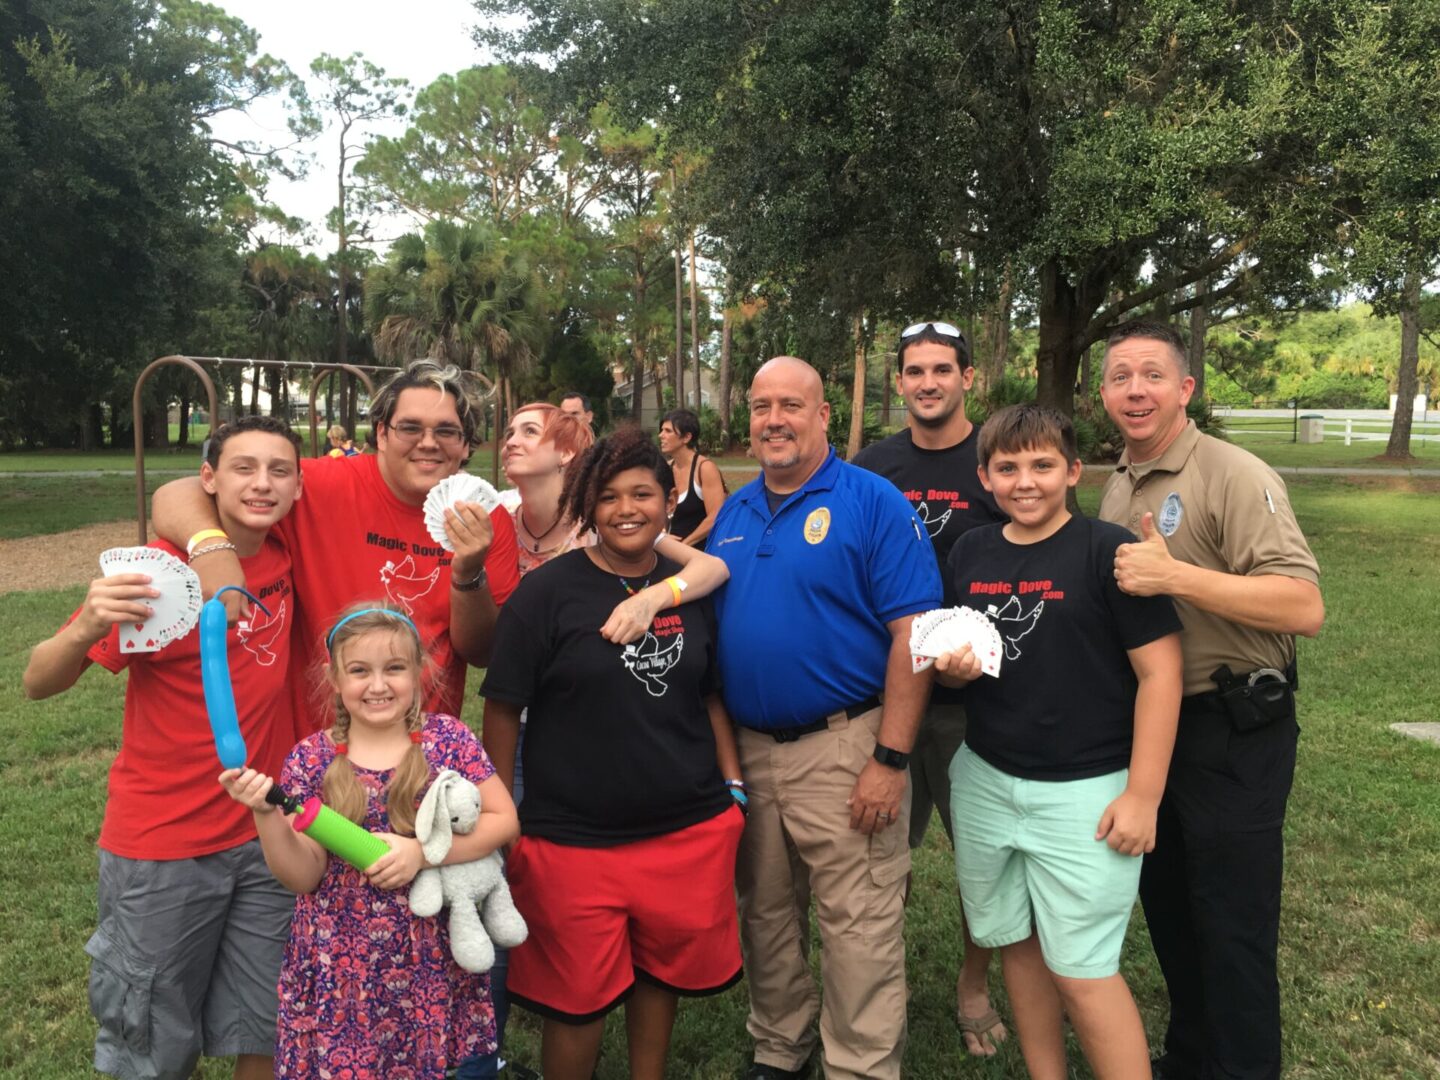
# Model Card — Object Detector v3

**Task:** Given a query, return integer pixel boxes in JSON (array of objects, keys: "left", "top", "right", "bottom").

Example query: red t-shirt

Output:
[
  {"left": 80, "top": 538, "right": 295, "bottom": 860},
  {"left": 278, "top": 455, "right": 519, "bottom": 733}
]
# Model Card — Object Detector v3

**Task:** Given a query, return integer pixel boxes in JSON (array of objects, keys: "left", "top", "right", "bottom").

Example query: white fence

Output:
[{"left": 1211, "top": 407, "right": 1440, "bottom": 445}]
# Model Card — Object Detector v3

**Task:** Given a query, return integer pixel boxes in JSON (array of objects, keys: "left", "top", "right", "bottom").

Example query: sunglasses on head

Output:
[{"left": 900, "top": 321, "right": 965, "bottom": 342}]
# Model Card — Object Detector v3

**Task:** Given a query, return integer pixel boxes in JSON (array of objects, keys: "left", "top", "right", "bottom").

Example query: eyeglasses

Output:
[
  {"left": 900, "top": 321, "right": 965, "bottom": 341},
  {"left": 386, "top": 421, "right": 466, "bottom": 446}
]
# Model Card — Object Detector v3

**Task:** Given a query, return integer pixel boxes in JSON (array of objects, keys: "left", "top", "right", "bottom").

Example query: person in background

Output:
[
  {"left": 326, "top": 425, "right": 361, "bottom": 458},
  {"left": 558, "top": 391, "right": 594, "bottom": 431},
  {"left": 851, "top": 320, "right": 1009, "bottom": 1055},
  {"left": 659, "top": 408, "right": 727, "bottom": 550}
]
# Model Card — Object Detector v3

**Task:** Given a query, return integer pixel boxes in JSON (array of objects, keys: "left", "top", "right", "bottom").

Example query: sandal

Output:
[{"left": 956, "top": 1006, "right": 1006, "bottom": 1057}]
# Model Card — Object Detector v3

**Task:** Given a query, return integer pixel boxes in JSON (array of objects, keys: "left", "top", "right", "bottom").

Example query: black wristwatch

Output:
[
  {"left": 873, "top": 743, "right": 909, "bottom": 770},
  {"left": 451, "top": 566, "right": 488, "bottom": 593}
]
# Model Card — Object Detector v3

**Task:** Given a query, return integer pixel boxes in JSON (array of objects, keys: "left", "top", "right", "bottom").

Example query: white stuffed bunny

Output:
[{"left": 410, "top": 769, "right": 528, "bottom": 972}]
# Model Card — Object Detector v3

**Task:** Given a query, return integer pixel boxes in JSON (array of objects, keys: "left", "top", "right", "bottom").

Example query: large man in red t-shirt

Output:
[{"left": 154, "top": 360, "right": 520, "bottom": 737}]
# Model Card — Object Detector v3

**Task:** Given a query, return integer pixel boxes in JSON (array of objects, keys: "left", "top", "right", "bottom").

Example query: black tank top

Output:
[{"left": 669, "top": 453, "right": 708, "bottom": 544}]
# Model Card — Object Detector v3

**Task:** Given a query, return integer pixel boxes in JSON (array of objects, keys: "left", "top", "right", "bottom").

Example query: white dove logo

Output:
[
  {"left": 379, "top": 555, "right": 441, "bottom": 615},
  {"left": 987, "top": 595, "right": 1044, "bottom": 661},
  {"left": 915, "top": 500, "right": 952, "bottom": 538},
  {"left": 237, "top": 598, "right": 287, "bottom": 667},
  {"left": 621, "top": 631, "right": 684, "bottom": 697}
]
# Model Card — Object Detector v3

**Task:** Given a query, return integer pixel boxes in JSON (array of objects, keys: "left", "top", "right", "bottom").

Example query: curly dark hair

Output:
[{"left": 562, "top": 426, "right": 676, "bottom": 532}]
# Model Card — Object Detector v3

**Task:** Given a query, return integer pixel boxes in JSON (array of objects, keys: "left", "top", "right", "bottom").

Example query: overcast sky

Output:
[{"left": 209, "top": 0, "right": 496, "bottom": 252}]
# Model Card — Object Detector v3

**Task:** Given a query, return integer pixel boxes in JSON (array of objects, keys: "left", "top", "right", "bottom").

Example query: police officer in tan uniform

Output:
[{"left": 1097, "top": 321, "right": 1324, "bottom": 1080}]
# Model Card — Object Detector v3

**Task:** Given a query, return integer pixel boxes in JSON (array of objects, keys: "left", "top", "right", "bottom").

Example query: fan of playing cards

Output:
[
  {"left": 98, "top": 547, "right": 203, "bottom": 654},
  {"left": 423, "top": 473, "right": 502, "bottom": 551},
  {"left": 909, "top": 606, "right": 1004, "bottom": 678}
]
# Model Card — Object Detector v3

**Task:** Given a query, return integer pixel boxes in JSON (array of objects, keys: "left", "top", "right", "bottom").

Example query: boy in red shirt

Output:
[{"left": 24, "top": 416, "right": 304, "bottom": 1080}]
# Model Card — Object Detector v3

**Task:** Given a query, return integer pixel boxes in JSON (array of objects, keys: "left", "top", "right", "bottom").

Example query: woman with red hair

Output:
[{"left": 502, "top": 402, "right": 595, "bottom": 577}]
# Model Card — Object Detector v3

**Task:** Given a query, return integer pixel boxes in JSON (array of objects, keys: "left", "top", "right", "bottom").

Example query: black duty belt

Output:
[
  {"left": 756, "top": 695, "right": 882, "bottom": 743},
  {"left": 1183, "top": 659, "right": 1298, "bottom": 711}
]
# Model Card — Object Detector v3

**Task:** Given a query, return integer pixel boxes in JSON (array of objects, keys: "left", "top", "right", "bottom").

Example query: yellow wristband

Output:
[
  {"left": 665, "top": 576, "right": 685, "bottom": 608},
  {"left": 187, "top": 529, "right": 230, "bottom": 558}
]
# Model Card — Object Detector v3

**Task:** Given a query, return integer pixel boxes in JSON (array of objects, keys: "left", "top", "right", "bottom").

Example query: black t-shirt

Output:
[
  {"left": 480, "top": 549, "right": 731, "bottom": 846},
  {"left": 853, "top": 425, "right": 1008, "bottom": 590},
  {"left": 854, "top": 425, "right": 1008, "bottom": 701},
  {"left": 946, "top": 515, "right": 1182, "bottom": 781}
]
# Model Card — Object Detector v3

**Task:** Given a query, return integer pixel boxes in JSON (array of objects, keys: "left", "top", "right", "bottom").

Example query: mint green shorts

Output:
[{"left": 949, "top": 745, "right": 1141, "bottom": 979}]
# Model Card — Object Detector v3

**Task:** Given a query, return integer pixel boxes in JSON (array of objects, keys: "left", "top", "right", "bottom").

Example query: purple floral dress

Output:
[{"left": 275, "top": 713, "right": 497, "bottom": 1079}]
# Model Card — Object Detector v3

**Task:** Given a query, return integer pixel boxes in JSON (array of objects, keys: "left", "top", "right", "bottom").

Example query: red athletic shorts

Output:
[{"left": 506, "top": 806, "right": 745, "bottom": 1023}]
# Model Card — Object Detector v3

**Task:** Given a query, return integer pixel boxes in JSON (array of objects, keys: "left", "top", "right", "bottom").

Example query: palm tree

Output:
[{"left": 366, "top": 219, "right": 551, "bottom": 480}]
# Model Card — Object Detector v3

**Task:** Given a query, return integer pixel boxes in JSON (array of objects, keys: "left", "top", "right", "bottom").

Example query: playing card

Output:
[
  {"left": 422, "top": 473, "right": 503, "bottom": 551},
  {"left": 908, "top": 605, "right": 1004, "bottom": 678},
  {"left": 98, "top": 547, "right": 203, "bottom": 653}
]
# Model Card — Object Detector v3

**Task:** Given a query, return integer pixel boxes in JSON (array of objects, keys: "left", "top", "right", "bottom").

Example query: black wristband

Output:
[
  {"left": 451, "top": 567, "right": 487, "bottom": 593},
  {"left": 873, "top": 743, "right": 909, "bottom": 770}
]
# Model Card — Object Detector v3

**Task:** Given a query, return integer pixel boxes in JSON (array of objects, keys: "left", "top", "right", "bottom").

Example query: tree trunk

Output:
[
  {"left": 1189, "top": 279, "right": 1209, "bottom": 399},
  {"left": 984, "top": 263, "right": 1013, "bottom": 391},
  {"left": 629, "top": 340, "right": 645, "bottom": 422},
  {"left": 881, "top": 351, "right": 893, "bottom": 427},
  {"left": 672, "top": 169, "right": 684, "bottom": 410},
  {"left": 178, "top": 394, "right": 191, "bottom": 448},
  {"left": 147, "top": 402, "right": 170, "bottom": 450},
  {"left": 631, "top": 269, "right": 648, "bottom": 422},
  {"left": 674, "top": 253, "right": 685, "bottom": 408},
  {"left": 343, "top": 374, "right": 357, "bottom": 435},
  {"left": 1080, "top": 345, "right": 1094, "bottom": 403},
  {"left": 82, "top": 402, "right": 104, "bottom": 451},
  {"left": 336, "top": 124, "right": 349, "bottom": 397},
  {"left": 653, "top": 360, "right": 666, "bottom": 414},
  {"left": 847, "top": 312, "right": 866, "bottom": 458},
  {"left": 689, "top": 229, "right": 701, "bottom": 411},
  {"left": 248, "top": 363, "right": 260, "bottom": 413},
  {"left": 1385, "top": 263, "right": 1422, "bottom": 459},
  {"left": 491, "top": 373, "right": 505, "bottom": 487},
  {"left": 1034, "top": 259, "right": 1091, "bottom": 417},
  {"left": 719, "top": 303, "right": 734, "bottom": 449}
]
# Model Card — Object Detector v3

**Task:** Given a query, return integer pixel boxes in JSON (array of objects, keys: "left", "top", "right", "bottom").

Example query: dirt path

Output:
[{"left": 0, "top": 520, "right": 150, "bottom": 595}]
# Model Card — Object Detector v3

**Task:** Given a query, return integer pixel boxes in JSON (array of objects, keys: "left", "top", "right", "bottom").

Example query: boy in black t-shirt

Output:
[{"left": 934, "top": 405, "right": 1183, "bottom": 1080}]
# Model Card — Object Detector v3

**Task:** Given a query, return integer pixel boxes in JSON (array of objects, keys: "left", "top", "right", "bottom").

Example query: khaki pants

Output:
[{"left": 736, "top": 707, "right": 911, "bottom": 1080}]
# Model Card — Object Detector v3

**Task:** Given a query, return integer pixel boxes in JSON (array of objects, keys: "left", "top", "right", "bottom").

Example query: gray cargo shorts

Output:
[{"left": 87, "top": 839, "right": 293, "bottom": 1080}]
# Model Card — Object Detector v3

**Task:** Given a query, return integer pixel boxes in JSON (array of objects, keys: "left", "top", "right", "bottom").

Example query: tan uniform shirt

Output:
[{"left": 1099, "top": 421, "right": 1320, "bottom": 696}]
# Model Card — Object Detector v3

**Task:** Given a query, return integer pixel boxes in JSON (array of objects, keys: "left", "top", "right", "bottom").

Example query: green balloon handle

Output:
[{"left": 291, "top": 796, "right": 392, "bottom": 871}]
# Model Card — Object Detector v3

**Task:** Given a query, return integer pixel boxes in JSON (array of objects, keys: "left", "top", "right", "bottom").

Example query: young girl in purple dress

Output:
[{"left": 222, "top": 603, "right": 519, "bottom": 1079}]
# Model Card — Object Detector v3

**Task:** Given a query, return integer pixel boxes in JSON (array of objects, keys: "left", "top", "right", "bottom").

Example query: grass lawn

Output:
[
  {"left": 1225, "top": 435, "right": 1440, "bottom": 470},
  {"left": 1, "top": 479, "right": 1438, "bottom": 1077}
]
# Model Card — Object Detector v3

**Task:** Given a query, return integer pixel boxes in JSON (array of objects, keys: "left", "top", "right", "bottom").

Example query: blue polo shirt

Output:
[{"left": 711, "top": 448, "right": 941, "bottom": 730}]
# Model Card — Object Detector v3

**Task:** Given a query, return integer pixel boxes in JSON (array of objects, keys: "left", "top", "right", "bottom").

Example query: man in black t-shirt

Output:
[{"left": 852, "top": 320, "right": 1008, "bottom": 1054}]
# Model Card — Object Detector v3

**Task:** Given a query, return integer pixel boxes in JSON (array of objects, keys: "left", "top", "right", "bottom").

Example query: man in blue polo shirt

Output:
[{"left": 711, "top": 356, "right": 941, "bottom": 1080}]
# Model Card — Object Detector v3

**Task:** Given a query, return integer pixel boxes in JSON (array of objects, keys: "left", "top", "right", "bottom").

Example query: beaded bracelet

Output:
[
  {"left": 186, "top": 529, "right": 230, "bottom": 558},
  {"left": 190, "top": 541, "right": 238, "bottom": 562}
]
